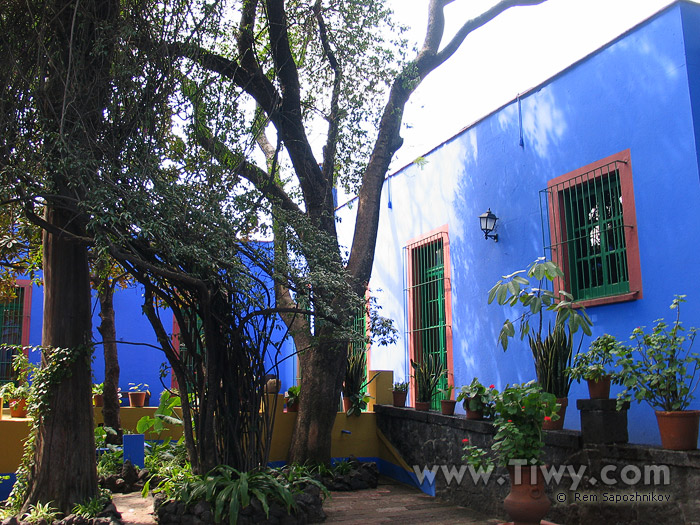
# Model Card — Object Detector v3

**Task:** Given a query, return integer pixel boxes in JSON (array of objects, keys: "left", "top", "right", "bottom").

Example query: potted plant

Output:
[
  {"left": 614, "top": 295, "right": 700, "bottom": 450},
  {"left": 342, "top": 349, "right": 379, "bottom": 416},
  {"left": 392, "top": 381, "right": 409, "bottom": 408},
  {"left": 439, "top": 384, "right": 456, "bottom": 415},
  {"left": 0, "top": 351, "right": 33, "bottom": 418},
  {"left": 0, "top": 382, "right": 30, "bottom": 418},
  {"left": 488, "top": 258, "right": 592, "bottom": 429},
  {"left": 92, "top": 383, "right": 105, "bottom": 407},
  {"left": 285, "top": 385, "right": 300, "bottom": 413},
  {"left": 411, "top": 354, "right": 446, "bottom": 411},
  {"left": 457, "top": 378, "right": 497, "bottom": 420},
  {"left": 127, "top": 382, "right": 150, "bottom": 407},
  {"left": 567, "top": 334, "right": 621, "bottom": 399},
  {"left": 462, "top": 381, "right": 558, "bottom": 524}
]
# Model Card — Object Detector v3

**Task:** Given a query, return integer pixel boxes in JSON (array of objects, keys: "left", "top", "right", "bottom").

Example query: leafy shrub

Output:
[
  {"left": 22, "top": 502, "right": 59, "bottom": 524},
  {"left": 168, "top": 465, "right": 327, "bottom": 525}
]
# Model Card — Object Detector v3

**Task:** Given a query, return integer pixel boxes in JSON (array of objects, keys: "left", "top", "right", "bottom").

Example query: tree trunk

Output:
[
  {"left": 22, "top": 206, "right": 97, "bottom": 513},
  {"left": 96, "top": 278, "right": 122, "bottom": 445},
  {"left": 288, "top": 340, "right": 346, "bottom": 465}
]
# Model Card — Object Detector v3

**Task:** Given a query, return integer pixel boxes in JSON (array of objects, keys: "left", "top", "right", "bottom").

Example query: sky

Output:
[{"left": 387, "top": 0, "right": 699, "bottom": 170}]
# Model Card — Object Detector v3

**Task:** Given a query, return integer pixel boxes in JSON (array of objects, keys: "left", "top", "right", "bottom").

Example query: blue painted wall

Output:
[
  {"left": 23, "top": 257, "right": 297, "bottom": 405},
  {"left": 337, "top": 1, "right": 700, "bottom": 446}
]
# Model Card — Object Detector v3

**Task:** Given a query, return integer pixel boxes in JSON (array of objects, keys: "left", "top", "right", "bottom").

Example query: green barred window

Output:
[
  {"left": 0, "top": 287, "right": 25, "bottom": 384},
  {"left": 350, "top": 304, "right": 369, "bottom": 402},
  {"left": 562, "top": 170, "right": 628, "bottom": 300},
  {"left": 405, "top": 233, "right": 450, "bottom": 410},
  {"left": 542, "top": 150, "right": 642, "bottom": 305}
]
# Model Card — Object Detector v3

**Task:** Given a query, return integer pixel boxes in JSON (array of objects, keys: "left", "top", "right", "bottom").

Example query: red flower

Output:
[
  {"left": 507, "top": 419, "right": 512, "bottom": 423},
  {"left": 462, "top": 438, "right": 469, "bottom": 443},
  {"left": 544, "top": 416, "right": 552, "bottom": 421},
  {"left": 489, "top": 384, "right": 495, "bottom": 389}
]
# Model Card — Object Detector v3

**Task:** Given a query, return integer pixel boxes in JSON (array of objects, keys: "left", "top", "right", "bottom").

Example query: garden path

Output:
[
  {"left": 323, "top": 477, "right": 503, "bottom": 524},
  {"left": 112, "top": 493, "right": 156, "bottom": 525}
]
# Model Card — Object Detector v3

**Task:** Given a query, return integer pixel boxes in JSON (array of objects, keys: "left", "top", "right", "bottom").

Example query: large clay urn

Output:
[{"left": 504, "top": 465, "right": 551, "bottom": 525}]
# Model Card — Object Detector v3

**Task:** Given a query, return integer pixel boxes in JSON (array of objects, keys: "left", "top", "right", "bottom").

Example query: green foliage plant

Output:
[
  {"left": 92, "top": 383, "right": 104, "bottom": 396},
  {"left": 462, "top": 381, "right": 558, "bottom": 470},
  {"left": 411, "top": 354, "right": 447, "bottom": 403},
  {"left": 392, "top": 381, "right": 408, "bottom": 392},
  {"left": 342, "top": 349, "right": 379, "bottom": 416},
  {"left": 439, "top": 384, "right": 454, "bottom": 399},
  {"left": 457, "top": 378, "right": 497, "bottom": 417},
  {"left": 615, "top": 295, "right": 700, "bottom": 412},
  {"left": 529, "top": 324, "right": 575, "bottom": 398},
  {"left": 178, "top": 465, "right": 327, "bottom": 525},
  {"left": 331, "top": 460, "right": 352, "bottom": 475},
  {"left": 128, "top": 382, "right": 150, "bottom": 393},
  {"left": 22, "top": 502, "right": 60, "bottom": 524},
  {"left": 0, "top": 349, "right": 34, "bottom": 401},
  {"left": 488, "top": 258, "right": 592, "bottom": 397},
  {"left": 567, "top": 334, "right": 622, "bottom": 383},
  {"left": 71, "top": 490, "right": 112, "bottom": 518},
  {"left": 137, "top": 390, "right": 183, "bottom": 436},
  {"left": 285, "top": 386, "right": 300, "bottom": 409}
]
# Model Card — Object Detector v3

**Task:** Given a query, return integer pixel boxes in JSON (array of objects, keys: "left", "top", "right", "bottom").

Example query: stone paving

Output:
[{"left": 323, "top": 477, "right": 503, "bottom": 524}]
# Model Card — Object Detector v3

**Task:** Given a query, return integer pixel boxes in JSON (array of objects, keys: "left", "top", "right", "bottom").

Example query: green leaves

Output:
[
  {"left": 461, "top": 381, "right": 558, "bottom": 468},
  {"left": 614, "top": 295, "right": 700, "bottom": 411},
  {"left": 172, "top": 464, "right": 328, "bottom": 525},
  {"left": 411, "top": 354, "right": 447, "bottom": 403},
  {"left": 489, "top": 258, "right": 593, "bottom": 357}
]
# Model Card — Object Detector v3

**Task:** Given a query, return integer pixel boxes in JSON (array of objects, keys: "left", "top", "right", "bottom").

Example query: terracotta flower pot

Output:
[
  {"left": 93, "top": 394, "right": 104, "bottom": 407},
  {"left": 342, "top": 397, "right": 353, "bottom": 413},
  {"left": 128, "top": 391, "right": 147, "bottom": 407},
  {"left": 9, "top": 398, "right": 28, "bottom": 418},
  {"left": 286, "top": 400, "right": 299, "bottom": 412},
  {"left": 440, "top": 399, "right": 456, "bottom": 415},
  {"left": 392, "top": 390, "right": 407, "bottom": 407},
  {"left": 415, "top": 401, "right": 431, "bottom": 411},
  {"left": 655, "top": 410, "right": 700, "bottom": 450},
  {"left": 542, "top": 397, "right": 568, "bottom": 430},
  {"left": 465, "top": 408, "right": 484, "bottom": 420},
  {"left": 586, "top": 376, "right": 611, "bottom": 399},
  {"left": 504, "top": 465, "right": 551, "bottom": 525}
]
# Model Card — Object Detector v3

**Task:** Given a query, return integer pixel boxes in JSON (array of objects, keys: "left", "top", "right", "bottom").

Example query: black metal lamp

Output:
[{"left": 479, "top": 208, "right": 498, "bottom": 242}]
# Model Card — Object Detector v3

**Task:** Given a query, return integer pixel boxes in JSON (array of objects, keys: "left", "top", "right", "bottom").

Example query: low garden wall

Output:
[{"left": 375, "top": 404, "right": 700, "bottom": 525}]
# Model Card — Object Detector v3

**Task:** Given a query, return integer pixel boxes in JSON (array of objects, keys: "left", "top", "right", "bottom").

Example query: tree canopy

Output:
[{"left": 0, "top": 0, "right": 548, "bottom": 512}]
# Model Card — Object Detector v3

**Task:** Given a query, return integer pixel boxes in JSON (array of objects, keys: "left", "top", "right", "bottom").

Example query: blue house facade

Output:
[
  {"left": 337, "top": 1, "right": 700, "bottom": 446},
  {"left": 2, "top": 273, "right": 296, "bottom": 406}
]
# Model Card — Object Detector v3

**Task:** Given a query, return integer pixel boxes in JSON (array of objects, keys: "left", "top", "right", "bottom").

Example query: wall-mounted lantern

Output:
[{"left": 479, "top": 208, "right": 499, "bottom": 242}]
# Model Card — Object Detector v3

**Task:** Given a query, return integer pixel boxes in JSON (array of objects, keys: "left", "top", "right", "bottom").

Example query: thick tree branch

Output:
[
  {"left": 432, "top": 0, "right": 548, "bottom": 71},
  {"left": 346, "top": 0, "right": 548, "bottom": 288},
  {"left": 313, "top": 0, "right": 342, "bottom": 206}
]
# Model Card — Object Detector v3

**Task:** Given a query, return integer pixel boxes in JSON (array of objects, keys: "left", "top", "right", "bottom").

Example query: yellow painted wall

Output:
[
  {"left": 0, "top": 371, "right": 410, "bottom": 474},
  {"left": 0, "top": 412, "right": 31, "bottom": 472}
]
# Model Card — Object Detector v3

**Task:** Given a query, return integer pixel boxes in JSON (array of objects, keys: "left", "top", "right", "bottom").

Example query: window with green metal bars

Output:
[
  {"left": 404, "top": 228, "right": 453, "bottom": 410},
  {"left": 542, "top": 149, "right": 642, "bottom": 307},
  {"left": 0, "top": 286, "right": 26, "bottom": 385}
]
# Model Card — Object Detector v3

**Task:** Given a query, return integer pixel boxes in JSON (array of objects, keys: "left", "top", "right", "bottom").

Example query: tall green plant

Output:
[
  {"left": 489, "top": 258, "right": 591, "bottom": 396},
  {"left": 411, "top": 354, "right": 446, "bottom": 403},
  {"left": 529, "top": 323, "right": 574, "bottom": 398},
  {"left": 342, "top": 348, "right": 379, "bottom": 416}
]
